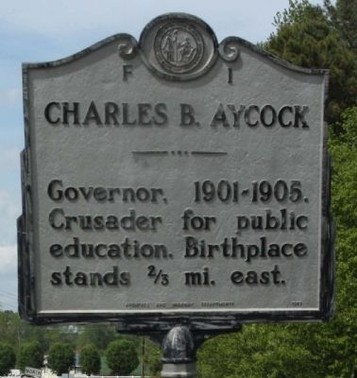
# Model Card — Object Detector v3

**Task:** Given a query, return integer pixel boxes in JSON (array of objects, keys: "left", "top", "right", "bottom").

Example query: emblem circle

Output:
[{"left": 154, "top": 23, "right": 204, "bottom": 74}]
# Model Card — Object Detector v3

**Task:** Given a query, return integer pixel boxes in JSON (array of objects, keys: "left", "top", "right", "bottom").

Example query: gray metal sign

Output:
[
  {"left": 18, "top": 13, "right": 334, "bottom": 326},
  {"left": 24, "top": 367, "right": 42, "bottom": 378}
]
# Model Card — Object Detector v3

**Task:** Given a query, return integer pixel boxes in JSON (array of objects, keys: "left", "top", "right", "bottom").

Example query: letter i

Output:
[{"left": 228, "top": 68, "right": 233, "bottom": 84}]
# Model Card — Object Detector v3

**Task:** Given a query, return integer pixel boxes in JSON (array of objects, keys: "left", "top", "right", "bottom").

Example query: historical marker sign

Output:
[{"left": 19, "top": 14, "right": 334, "bottom": 326}]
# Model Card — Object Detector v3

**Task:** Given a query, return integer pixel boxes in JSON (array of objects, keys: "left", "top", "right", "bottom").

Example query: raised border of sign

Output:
[{"left": 18, "top": 13, "right": 335, "bottom": 328}]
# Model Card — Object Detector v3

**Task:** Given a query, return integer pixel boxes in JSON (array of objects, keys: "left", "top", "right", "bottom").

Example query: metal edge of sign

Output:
[
  {"left": 18, "top": 63, "right": 35, "bottom": 321},
  {"left": 18, "top": 12, "right": 334, "bottom": 327},
  {"left": 320, "top": 136, "right": 335, "bottom": 321},
  {"left": 18, "top": 153, "right": 32, "bottom": 320}
]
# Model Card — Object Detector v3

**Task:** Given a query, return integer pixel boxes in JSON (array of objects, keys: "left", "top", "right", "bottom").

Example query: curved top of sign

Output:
[{"left": 23, "top": 13, "right": 328, "bottom": 82}]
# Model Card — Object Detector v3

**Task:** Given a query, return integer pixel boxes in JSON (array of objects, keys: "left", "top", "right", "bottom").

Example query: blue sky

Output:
[{"left": 0, "top": 0, "right": 326, "bottom": 311}]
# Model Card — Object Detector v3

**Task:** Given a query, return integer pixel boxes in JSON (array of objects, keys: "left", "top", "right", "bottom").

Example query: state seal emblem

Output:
[{"left": 154, "top": 24, "right": 204, "bottom": 74}]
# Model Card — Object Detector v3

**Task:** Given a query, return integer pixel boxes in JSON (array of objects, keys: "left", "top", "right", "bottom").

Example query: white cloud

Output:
[
  {"left": 0, "top": 244, "right": 18, "bottom": 310},
  {"left": 0, "top": 88, "right": 22, "bottom": 107},
  {"left": 0, "top": 190, "right": 19, "bottom": 218},
  {"left": 0, "top": 146, "right": 21, "bottom": 173},
  {"left": 0, "top": 245, "right": 17, "bottom": 274},
  {"left": 0, "top": 190, "right": 20, "bottom": 245}
]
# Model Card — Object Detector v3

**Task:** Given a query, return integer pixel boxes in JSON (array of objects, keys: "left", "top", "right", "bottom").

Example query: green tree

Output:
[
  {"left": 80, "top": 344, "right": 101, "bottom": 375},
  {"left": 325, "top": 106, "right": 357, "bottom": 376},
  {"left": 47, "top": 343, "right": 74, "bottom": 375},
  {"left": 0, "top": 311, "right": 22, "bottom": 352},
  {"left": 198, "top": 326, "right": 316, "bottom": 378},
  {"left": 142, "top": 338, "right": 162, "bottom": 378},
  {"left": 325, "top": 0, "right": 357, "bottom": 51},
  {"left": 77, "top": 324, "right": 118, "bottom": 351},
  {"left": 21, "top": 323, "right": 49, "bottom": 352},
  {"left": 17, "top": 341, "right": 43, "bottom": 371},
  {"left": 0, "top": 343, "right": 16, "bottom": 375},
  {"left": 105, "top": 339, "right": 139, "bottom": 375},
  {"left": 44, "top": 326, "right": 79, "bottom": 350},
  {"left": 265, "top": 0, "right": 357, "bottom": 128}
]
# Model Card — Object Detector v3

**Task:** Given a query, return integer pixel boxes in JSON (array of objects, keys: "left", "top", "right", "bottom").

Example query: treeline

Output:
[
  {"left": 0, "top": 313, "right": 161, "bottom": 377},
  {"left": 198, "top": 0, "right": 357, "bottom": 377}
]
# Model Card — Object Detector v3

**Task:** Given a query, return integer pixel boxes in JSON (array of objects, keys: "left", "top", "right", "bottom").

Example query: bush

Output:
[
  {"left": 0, "top": 343, "right": 16, "bottom": 375},
  {"left": 80, "top": 344, "right": 101, "bottom": 375},
  {"left": 17, "top": 341, "right": 43, "bottom": 371},
  {"left": 47, "top": 343, "right": 74, "bottom": 375},
  {"left": 105, "top": 339, "right": 139, "bottom": 375}
]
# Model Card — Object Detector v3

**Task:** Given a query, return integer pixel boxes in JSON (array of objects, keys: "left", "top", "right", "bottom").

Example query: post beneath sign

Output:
[
  {"left": 161, "top": 326, "right": 197, "bottom": 378},
  {"left": 115, "top": 317, "right": 242, "bottom": 378}
]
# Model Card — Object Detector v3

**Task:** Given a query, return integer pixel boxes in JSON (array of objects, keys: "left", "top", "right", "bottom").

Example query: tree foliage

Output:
[
  {"left": 47, "top": 343, "right": 74, "bottom": 375},
  {"left": 265, "top": 0, "right": 357, "bottom": 128},
  {"left": 198, "top": 326, "right": 318, "bottom": 378},
  {"left": 325, "top": 0, "right": 357, "bottom": 51},
  {"left": 0, "top": 311, "right": 22, "bottom": 353},
  {"left": 326, "top": 107, "right": 357, "bottom": 376},
  {"left": 17, "top": 341, "right": 43, "bottom": 371},
  {"left": 105, "top": 339, "right": 139, "bottom": 375},
  {"left": 0, "top": 343, "right": 16, "bottom": 375},
  {"left": 76, "top": 324, "right": 118, "bottom": 351},
  {"left": 142, "top": 338, "right": 162, "bottom": 378},
  {"left": 80, "top": 344, "right": 101, "bottom": 375}
]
